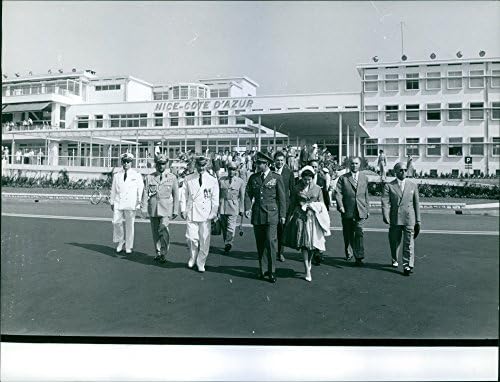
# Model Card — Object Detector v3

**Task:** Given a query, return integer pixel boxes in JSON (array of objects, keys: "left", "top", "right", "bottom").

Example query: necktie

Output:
[
  {"left": 199, "top": 174, "right": 202, "bottom": 186},
  {"left": 124, "top": 171, "right": 127, "bottom": 181},
  {"left": 160, "top": 173, "right": 163, "bottom": 182},
  {"left": 352, "top": 174, "right": 357, "bottom": 189},
  {"left": 261, "top": 172, "right": 265, "bottom": 182}
]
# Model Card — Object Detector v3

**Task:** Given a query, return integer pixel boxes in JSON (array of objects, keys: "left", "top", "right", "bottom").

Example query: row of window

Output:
[
  {"left": 76, "top": 111, "right": 248, "bottom": 129},
  {"left": 363, "top": 69, "right": 500, "bottom": 92},
  {"left": 95, "top": 84, "right": 121, "bottom": 91},
  {"left": 365, "top": 137, "right": 500, "bottom": 157},
  {"left": 152, "top": 88, "right": 230, "bottom": 100},
  {"left": 364, "top": 102, "right": 500, "bottom": 122}
]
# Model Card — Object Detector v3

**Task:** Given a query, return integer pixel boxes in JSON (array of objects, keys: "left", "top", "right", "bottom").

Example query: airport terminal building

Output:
[{"left": 2, "top": 56, "right": 499, "bottom": 175}]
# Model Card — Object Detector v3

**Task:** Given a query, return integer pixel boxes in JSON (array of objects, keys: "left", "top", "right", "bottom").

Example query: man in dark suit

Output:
[
  {"left": 382, "top": 162, "right": 421, "bottom": 276},
  {"left": 244, "top": 152, "right": 286, "bottom": 283},
  {"left": 335, "top": 157, "right": 370, "bottom": 265},
  {"left": 273, "top": 151, "right": 295, "bottom": 262},
  {"left": 309, "top": 159, "right": 331, "bottom": 265}
]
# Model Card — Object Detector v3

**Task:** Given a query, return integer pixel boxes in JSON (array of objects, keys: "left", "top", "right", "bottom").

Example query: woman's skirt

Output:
[{"left": 282, "top": 208, "right": 317, "bottom": 251}]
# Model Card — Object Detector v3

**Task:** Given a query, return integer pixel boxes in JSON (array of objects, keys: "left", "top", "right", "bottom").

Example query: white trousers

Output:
[
  {"left": 186, "top": 220, "right": 211, "bottom": 268},
  {"left": 113, "top": 209, "right": 136, "bottom": 250}
]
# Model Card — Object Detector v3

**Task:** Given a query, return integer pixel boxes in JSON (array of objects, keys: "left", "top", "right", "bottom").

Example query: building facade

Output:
[{"left": 358, "top": 57, "right": 500, "bottom": 176}]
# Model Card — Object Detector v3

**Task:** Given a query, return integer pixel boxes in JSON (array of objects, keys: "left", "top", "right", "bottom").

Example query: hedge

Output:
[{"left": 368, "top": 182, "right": 499, "bottom": 200}]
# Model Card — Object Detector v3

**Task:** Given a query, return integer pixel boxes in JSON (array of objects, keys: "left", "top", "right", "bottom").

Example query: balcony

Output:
[{"left": 2, "top": 79, "right": 82, "bottom": 98}]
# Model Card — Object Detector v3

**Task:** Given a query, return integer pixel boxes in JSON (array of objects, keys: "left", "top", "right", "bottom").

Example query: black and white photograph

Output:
[{"left": 1, "top": 1, "right": 499, "bottom": 380}]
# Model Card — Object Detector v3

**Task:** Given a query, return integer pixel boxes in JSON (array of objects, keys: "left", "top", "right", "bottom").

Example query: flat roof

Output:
[{"left": 198, "top": 76, "right": 260, "bottom": 88}]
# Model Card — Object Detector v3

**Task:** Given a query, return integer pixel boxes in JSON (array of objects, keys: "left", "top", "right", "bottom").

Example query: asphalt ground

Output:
[{"left": 1, "top": 199, "right": 498, "bottom": 339}]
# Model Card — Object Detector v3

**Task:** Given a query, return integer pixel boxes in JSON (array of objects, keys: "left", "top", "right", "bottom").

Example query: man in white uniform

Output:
[
  {"left": 110, "top": 153, "right": 144, "bottom": 254},
  {"left": 180, "top": 156, "right": 219, "bottom": 272}
]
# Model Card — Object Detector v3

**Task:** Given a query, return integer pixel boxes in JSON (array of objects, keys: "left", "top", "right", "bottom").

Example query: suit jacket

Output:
[
  {"left": 244, "top": 171, "right": 286, "bottom": 226},
  {"left": 219, "top": 175, "right": 245, "bottom": 216},
  {"left": 274, "top": 165, "right": 295, "bottom": 209},
  {"left": 335, "top": 171, "right": 369, "bottom": 219},
  {"left": 382, "top": 179, "right": 421, "bottom": 226},
  {"left": 315, "top": 174, "right": 331, "bottom": 211},
  {"left": 142, "top": 170, "right": 179, "bottom": 218},
  {"left": 287, "top": 182, "right": 324, "bottom": 216},
  {"left": 110, "top": 169, "right": 144, "bottom": 210},
  {"left": 180, "top": 172, "right": 219, "bottom": 222}
]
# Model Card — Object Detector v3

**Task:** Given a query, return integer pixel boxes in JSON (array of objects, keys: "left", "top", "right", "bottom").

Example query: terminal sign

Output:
[{"left": 154, "top": 98, "right": 254, "bottom": 112}]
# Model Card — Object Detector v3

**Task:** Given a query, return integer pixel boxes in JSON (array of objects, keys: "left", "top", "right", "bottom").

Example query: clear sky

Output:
[{"left": 2, "top": 1, "right": 499, "bottom": 95}]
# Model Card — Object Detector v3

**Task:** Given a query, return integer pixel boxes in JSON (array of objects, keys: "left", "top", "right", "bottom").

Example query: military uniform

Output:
[
  {"left": 218, "top": 174, "right": 245, "bottom": 249},
  {"left": 180, "top": 158, "right": 219, "bottom": 272},
  {"left": 244, "top": 155, "right": 286, "bottom": 280},
  {"left": 141, "top": 168, "right": 179, "bottom": 259}
]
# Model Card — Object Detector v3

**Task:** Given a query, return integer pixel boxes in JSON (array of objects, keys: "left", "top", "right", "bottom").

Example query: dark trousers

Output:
[
  {"left": 341, "top": 216, "right": 366, "bottom": 259},
  {"left": 253, "top": 223, "right": 278, "bottom": 275},
  {"left": 277, "top": 221, "right": 284, "bottom": 255}
]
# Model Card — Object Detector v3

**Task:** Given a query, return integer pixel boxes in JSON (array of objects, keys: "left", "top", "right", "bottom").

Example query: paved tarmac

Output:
[{"left": 1, "top": 199, "right": 498, "bottom": 339}]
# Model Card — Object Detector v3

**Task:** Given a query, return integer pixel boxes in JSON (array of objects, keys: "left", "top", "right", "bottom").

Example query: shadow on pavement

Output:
[
  {"left": 66, "top": 242, "right": 186, "bottom": 269},
  {"left": 205, "top": 264, "right": 301, "bottom": 281},
  {"left": 322, "top": 256, "right": 402, "bottom": 275}
]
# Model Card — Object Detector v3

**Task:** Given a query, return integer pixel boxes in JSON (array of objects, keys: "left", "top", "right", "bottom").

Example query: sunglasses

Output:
[
  {"left": 121, "top": 159, "right": 132, "bottom": 163},
  {"left": 398, "top": 168, "right": 407, "bottom": 172}
]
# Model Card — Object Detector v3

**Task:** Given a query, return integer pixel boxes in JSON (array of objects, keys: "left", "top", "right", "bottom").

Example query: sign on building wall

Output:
[{"left": 154, "top": 99, "right": 254, "bottom": 112}]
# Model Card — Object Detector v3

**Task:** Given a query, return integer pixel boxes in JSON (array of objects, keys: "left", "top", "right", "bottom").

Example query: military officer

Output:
[
  {"left": 141, "top": 154, "right": 179, "bottom": 263},
  {"left": 218, "top": 161, "right": 246, "bottom": 253},
  {"left": 180, "top": 156, "right": 219, "bottom": 272},
  {"left": 244, "top": 151, "right": 286, "bottom": 283}
]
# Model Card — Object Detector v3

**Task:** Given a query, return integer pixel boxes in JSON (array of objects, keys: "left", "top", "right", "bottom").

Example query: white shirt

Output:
[
  {"left": 275, "top": 166, "right": 283, "bottom": 175},
  {"left": 397, "top": 178, "right": 406, "bottom": 192},
  {"left": 352, "top": 171, "right": 359, "bottom": 182},
  {"left": 261, "top": 168, "right": 271, "bottom": 179}
]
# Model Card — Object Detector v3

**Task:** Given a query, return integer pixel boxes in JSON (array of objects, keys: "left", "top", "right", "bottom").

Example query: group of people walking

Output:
[{"left": 109, "top": 147, "right": 421, "bottom": 283}]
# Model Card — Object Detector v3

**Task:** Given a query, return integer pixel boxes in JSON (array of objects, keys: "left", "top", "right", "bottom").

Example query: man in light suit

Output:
[
  {"left": 110, "top": 153, "right": 144, "bottom": 254},
  {"left": 335, "top": 157, "right": 370, "bottom": 265},
  {"left": 141, "top": 154, "right": 179, "bottom": 263},
  {"left": 218, "top": 162, "right": 246, "bottom": 253},
  {"left": 244, "top": 152, "right": 286, "bottom": 283},
  {"left": 273, "top": 151, "right": 295, "bottom": 262},
  {"left": 180, "top": 156, "right": 219, "bottom": 272},
  {"left": 382, "top": 162, "right": 421, "bottom": 276}
]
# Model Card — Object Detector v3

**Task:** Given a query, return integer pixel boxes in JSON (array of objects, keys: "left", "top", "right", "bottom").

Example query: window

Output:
[
  {"left": 365, "top": 139, "right": 378, "bottom": 156},
  {"left": 385, "top": 105, "right": 398, "bottom": 122},
  {"left": 95, "top": 114, "right": 103, "bottom": 128},
  {"left": 180, "top": 86, "right": 189, "bottom": 99},
  {"left": 153, "top": 91, "right": 168, "bottom": 100},
  {"left": 235, "top": 110, "right": 246, "bottom": 125},
  {"left": 493, "top": 137, "right": 500, "bottom": 156},
  {"left": 169, "top": 112, "right": 179, "bottom": 127},
  {"left": 426, "top": 103, "right": 441, "bottom": 121},
  {"left": 427, "top": 137, "right": 441, "bottom": 156},
  {"left": 210, "top": 89, "right": 229, "bottom": 98},
  {"left": 469, "top": 102, "right": 484, "bottom": 120},
  {"left": 364, "top": 105, "right": 378, "bottom": 122},
  {"left": 154, "top": 112, "right": 163, "bottom": 127},
  {"left": 59, "top": 106, "right": 66, "bottom": 128},
  {"left": 77, "top": 116, "right": 88, "bottom": 129},
  {"left": 185, "top": 112, "right": 195, "bottom": 126},
  {"left": 469, "top": 69, "right": 485, "bottom": 88},
  {"left": 384, "top": 138, "right": 399, "bottom": 156},
  {"left": 198, "top": 87, "right": 206, "bottom": 98},
  {"left": 491, "top": 69, "right": 500, "bottom": 88},
  {"left": 491, "top": 102, "right": 500, "bottom": 120},
  {"left": 405, "top": 73, "right": 419, "bottom": 90},
  {"left": 172, "top": 87, "right": 180, "bottom": 99},
  {"left": 405, "top": 104, "right": 420, "bottom": 122},
  {"left": 364, "top": 74, "right": 378, "bottom": 92},
  {"left": 448, "top": 103, "right": 462, "bottom": 121},
  {"left": 202, "top": 111, "right": 211, "bottom": 125},
  {"left": 470, "top": 137, "right": 484, "bottom": 156},
  {"left": 384, "top": 73, "right": 399, "bottom": 91},
  {"left": 218, "top": 110, "right": 228, "bottom": 125},
  {"left": 405, "top": 138, "right": 419, "bottom": 156},
  {"left": 95, "top": 84, "right": 121, "bottom": 91},
  {"left": 426, "top": 72, "right": 441, "bottom": 90},
  {"left": 447, "top": 70, "right": 462, "bottom": 89},
  {"left": 448, "top": 137, "right": 463, "bottom": 156},
  {"left": 189, "top": 87, "right": 197, "bottom": 99},
  {"left": 109, "top": 114, "right": 147, "bottom": 128}
]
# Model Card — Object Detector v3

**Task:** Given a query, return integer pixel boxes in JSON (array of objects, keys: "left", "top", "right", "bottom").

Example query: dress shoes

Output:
[
  {"left": 269, "top": 274, "right": 277, "bottom": 283},
  {"left": 153, "top": 253, "right": 161, "bottom": 262},
  {"left": 125, "top": 249, "right": 132, "bottom": 254},
  {"left": 188, "top": 258, "right": 195, "bottom": 268},
  {"left": 197, "top": 265, "right": 205, "bottom": 273},
  {"left": 392, "top": 260, "right": 399, "bottom": 268},
  {"left": 224, "top": 244, "right": 232, "bottom": 253},
  {"left": 403, "top": 266, "right": 411, "bottom": 276},
  {"left": 278, "top": 253, "right": 285, "bottom": 262},
  {"left": 355, "top": 258, "right": 364, "bottom": 266},
  {"left": 158, "top": 255, "right": 167, "bottom": 264},
  {"left": 116, "top": 241, "right": 125, "bottom": 253},
  {"left": 305, "top": 275, "right": 312, "bottom": 282}
]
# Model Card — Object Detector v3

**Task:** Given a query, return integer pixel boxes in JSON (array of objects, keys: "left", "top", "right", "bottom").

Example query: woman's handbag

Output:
[{"left": 211, "top": 218, "right": 222, "bottom": 236}]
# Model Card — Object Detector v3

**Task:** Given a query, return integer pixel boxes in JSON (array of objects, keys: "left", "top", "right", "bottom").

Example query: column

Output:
[
  {"left": 273, "top": 125, "right": 277, "bottom": 152},
  {"left": 237, "top": 127, "right": 240, "bottom": 151},
  {"left": 90, "top": 131, "right": 93, "bottom": 167},
  {"left": 353, "top": 129, "right": 357, "bottom": 156},
  {"left": 48, "top": 141, "right": 59, "bottom": 166},
  {"left": 346, "top": 125, "right": 350, "bottom": 158},
  {"left": 258, "top": 115, "right": 262, "bottom": 151},
  {"left": 135, "top": 129, "right": 139, "bottom": 168},
  {"left": 338, "top": 113, "right": 343, "bottom": 162},
  {"left": 357, "top": 136, "right": 361, "bottom": 157}
]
